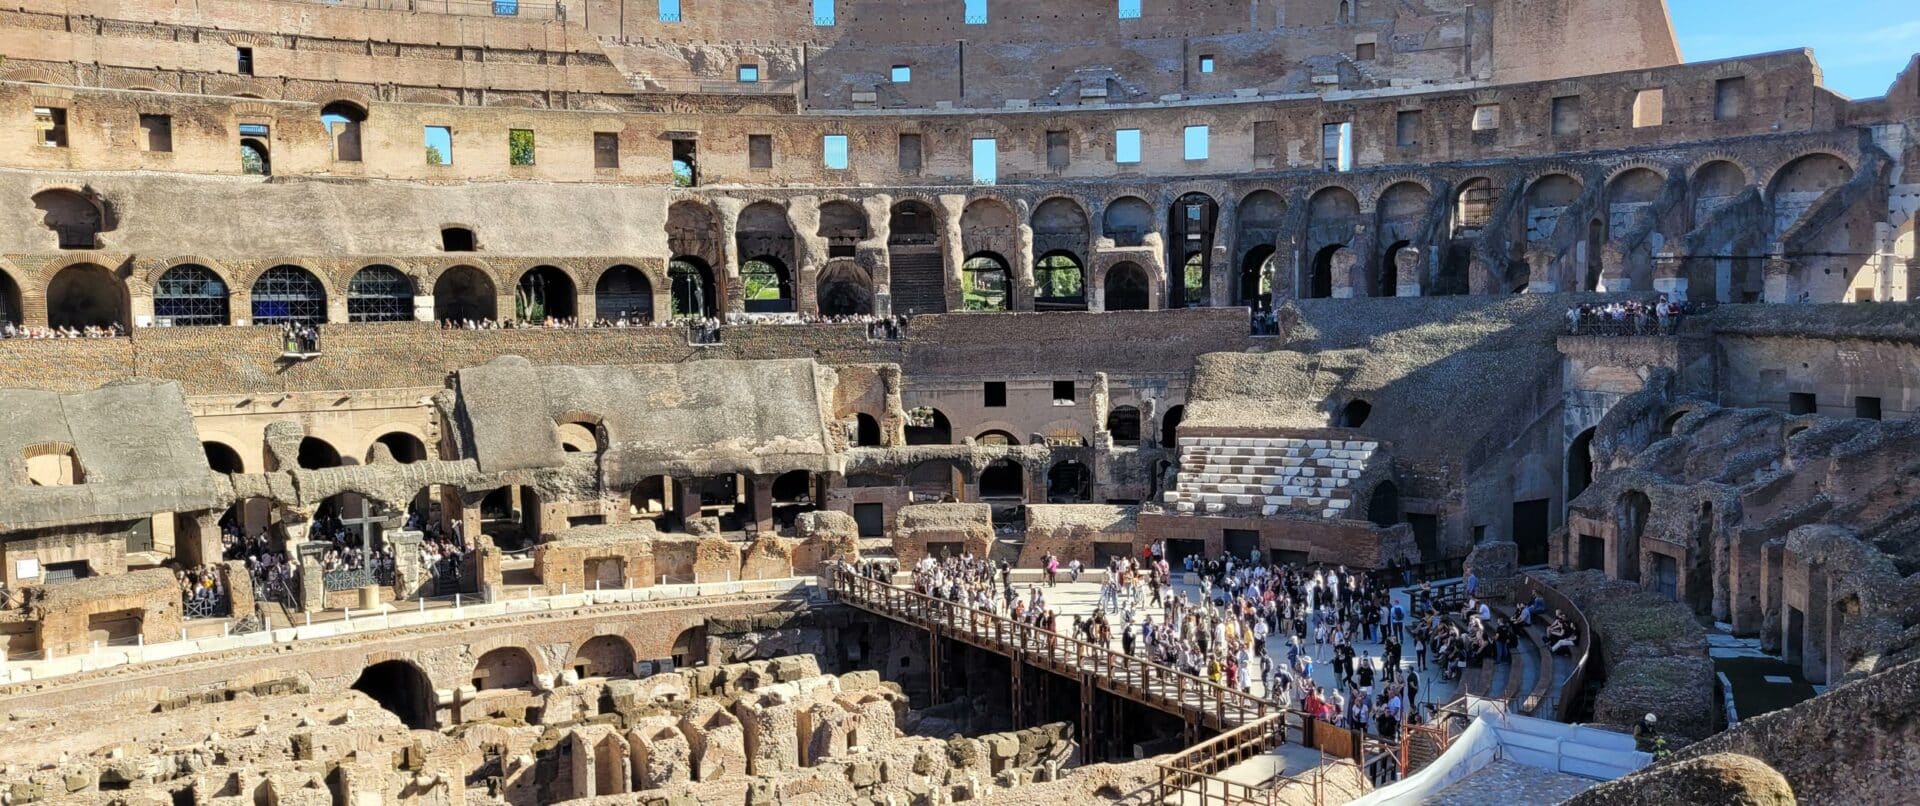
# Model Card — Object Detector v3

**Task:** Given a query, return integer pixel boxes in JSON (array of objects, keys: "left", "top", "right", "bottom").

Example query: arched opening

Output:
[
  {"left": 595, "top": 264, "right": 653, "bottom": 323},
  {"left": 152, "top": 264, "right": 230, "bottom": 326},
  {"left": 373, "top": 432, "right": 428, "bottom": 464},
  {"left": 1453, "top": 178, "right": 1499, "bottom": 233},
  {"left": 1662, "top": 409, "right": 1689, "bottom": 435},
  {"left": 1619, "top": 490, "right": 1650, "bottom": 583},
  {"left": 296, "top": 437, "right": 341, "bottom": 471},
  {"left": 630, "top": 476, "right": 678, "bottom": 530},
  {"left": 1524, "top": 174, "right": 1584, "bottom": 244},
  {"left": 697, "top": 473, "right": 753, "bottom": 531},
  {"left": 352, "top": 660, "right": 435, "bottom": 729},
  {"left": 574, "top": 635, "right": 637, "bottom": 680},
  {"left": 516, "top": 266, "right": 576, "bottom": 322},
  {"left": 239, "top": 133, "right": 270, "bottom": 176},
  {"left": 320, "top": 101, "right": 366, "bottom": 162},
  {"left": 1047, "top": 461, "right": 1091, "bottom": 503},
  {"left": 346, "top": 265, "right": 414, "bottom": 323},
  {"left": 668, "top": 257, "right": 717, "bottom": 320},
  {"left": 250, "top": 265, "right": 327, "bottom": 325},
  {"left": 1690, "top": 160, "right": 1748, "bottom": 225},
  {"left": 433, "top": 266, "right": 496, "bottom": 321},
  {"left": 1106, "top": 405, "right": 1141, "bottom": 444},
  {"left": 1160, "top": 404, "right": 1185, "bottom": 447},
  {"left": 203, "top": 441, "right": 245, "bottom": 474},
  {"left": 962, "top": 253, "right": 1009, "bottom": 311},
  {"left": 1379, "top": 241, "right": 1410, "bottom": 297},
  {"left": 816, "top": 261, "right": 873, "bottom": 316},
  {"left": 671, "top": 626, "right": 708, "bottom": 668},
  {"left": 1689, "top": 501, "right": 1715, "bottom": 617},
  {"left": 906, "top": 461, "right": 960, "bottom": 501},
  {"left": 853, "top": 413, "right": 881, "bottom": 446},
  {"left": 440, "top": 226, "right": 477, "bottom": 252},
  {"left": 1568, "top": 427, "right": 1596, "bottom": 502},
  {"left": 741, "top": 255, "right": 795, "bottom": 313},
  {"left": 1585, "top": 219, "right": 1605, "bottom": 291},
  {"left": 1105, "top": 262, "right": 1150, "bottom": 310},
  {"left": 979, "top": 459, "right": 1024, "bottom": 500},
  {"left": 32, "top": 190, "right": 104, "bottom": 250},
  {"left": 1309, "top": 246, "right": 1343, "bottom": 299},
  {"left": 472, "top": 647, "right": 537, "bottom": 690},
  {"left": 1103, "top": 196, "right": 1154, "bottom": 247},
  {"left": 1239, "top": 245, "right": 1276, "bottom": 309},
  {"left": 772, "top": 470, "right": 818, "bottom": 527},
  {"left": 0, "top": 269, "right": 19, "bottom": 325},
  {"left": 24, "top": 443, "right": 84, "bottom": 486},
  {"left": 976, "top": 430, "right": 1019, "bottom": 446},
  {"left": 1337, "top": 399, "right": 1372, "bottom": 428},
  {"left": 1367, "top": 481, "right": 1400, "bottom": 526},
  {"left": 1168, "top": 193, "right": 1218, "bottom": 307},
  {"left": 905, "top": 408, "right": 951, "bottom": 445},
  {"left": 1033, "top": 251, "right": 1087, "bottom": 311},
  {"left": 46, "top": 263, "right": 127, "bottom": 330}
]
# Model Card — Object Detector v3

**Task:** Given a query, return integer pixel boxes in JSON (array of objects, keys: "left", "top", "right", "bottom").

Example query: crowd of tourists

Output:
[
  {"left": 1250, "top": 309, "right": 1283, "bottom": 336},
  {"left": 1566, "top": 296, "right": 1694, "bottom": 335},
  {"left": 222, "top": 525, "right": 298, "bottom": 602},
  {"left": 0, "top": 321, "right": 125, "bottom": 339},
  {"left": 279, "top": 322, "right": 321, "bottom": 353},
  {"left": 175, "top": 564, "right": 231, "bottom": 616}
]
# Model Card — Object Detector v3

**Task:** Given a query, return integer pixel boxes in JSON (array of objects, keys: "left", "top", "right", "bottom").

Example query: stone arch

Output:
[
  {"left": 46, "top": 262, "right": 128, "bottom": 330},
  {"left": 1239, "top": 244, "right": 1277, "bottom": 308},
  {"left": 962, "top": 252, "right": 1010, "bottom": 311},
  {"left": 1453, "top": 176, "right": 1500, "bottom": 232},
  {"left": 738, "top": 201, "right": 797, "bottom": 293},
  {"left": 1032, "top": 196, "right": 1090, "bottom": 275},
  {"left": 595, "top": 264, "right": 654, "bottom": 323},
  {"left": 1033, "top": 250, "right": 1087, "bottom": 310},
  {"left": 472, "top": 646, "right": 539, "bottom": 690},
  {"left": 816, "top": 260, "right": 873, "bottom": 316},
  {"left": 818, "top": 200, "right": 870, "bottom": 258},
  {"left": 0, "top": 264, "right": 20, "bottom": 325},
  {"left": 975, "top": 429, "right": 1020, "bottom": 446},
  {"left": 1569, "top": 427, "right": 1596, "bottom": 503},
  {"left": 741, "top": 254, "right": 797, "bottom": 313},
  {"left": 670, "top": 625, "right": 708, "bottom": 668},
  {"left": 433, "top": 265, "right": 497, "bottom": 321},
  {"left": 370, "top": 431, "right": 428, "bottom": 464},
  {"left": 1367, "top": 481, "right": 1400, "bottom": 526},
  {"left": 516, "top": 265, "right": 578, "bottom": 321},
  {"left": 669, "top": 256, "right": 719, "bottom": 319},
  {"left": 573, "top": 634, "right": 638, "bottom": 680},
  {"left": 250, "top": 264, "right": 328, "bottom": 325},
  {"left": 1104, "top": 261, "right": 1152, "bottom": 310},
  {"left": 888, "top": 199, "right": 946, "bottom": 315},
  {"left": 319, "top": 100, "right": 367, "bottom": 162},
  {"left": 31, "top": 188, "right": 107, "bottom": 250},
  {"left": 1102, "top": 196, "right": 1155, "bottom": 246},
  {"left": 1336, "top": 399, "right": 1372, "bottom": 428},
  {"left": 23, "top": 442, "right": 84, "bottom": 486},
  {"left": 1308, "top": 245, "right": 1345, "bottom": 299},
  {"left": 667, "top": 199, "right": 725, "bottom": 270},
  {"left": 1160, "top": 404, "right": 1185, "bottom": 447},
  {"left": 1523, "top": 173, "right": 1584, "bottom": 243},
  {"left": 152, "top": 262, "right": 231, "bottom": 326},
  {"left": 203, "top": 440, "right": 246, "bottom": 474},
  {"left": 979, "top": 459, "right": 1025, "bottom": 500},
  {"left": 904, "top": 407, "right": 952, "bottom": 445},
  {"left": 1765, "top": 152, "right": 1854, "bottom": 239},
  {"left": 352, "top": 659, "right": 436, "bottom": 729},
  {"left": 297, "top": 436, "right": 342, "bottom": 471},
  {"left": 346, "top": 264, "right": 415, "bottom": 323},
  {"left": 1690, "top": 159, "right": 1749, "bottom": 223}
]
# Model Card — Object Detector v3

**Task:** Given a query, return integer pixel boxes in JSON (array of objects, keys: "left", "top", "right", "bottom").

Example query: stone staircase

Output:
[{"left": 1162, "top": 436, "right": 1379, "bottom": 518}]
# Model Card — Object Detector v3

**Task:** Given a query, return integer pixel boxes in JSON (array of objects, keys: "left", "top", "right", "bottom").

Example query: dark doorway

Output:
[
  {"left": 979, "top": 460, "right": 1024, "bottom": 500},
  {"left": 905, "top": 408, "right": 952, "bottom": 445},
  {"left": 1309, "top": 245, "right": 1343, "bottom": 299},
  {"left": 352, "top": 661, "right": 435, "bottom": 729},
  {"left": 855, "top": 413, "right": 882, "bottom": 447},
  {"left": 1223, "top": 529, "right": 1260, "bottom": 560},
  {"left": 853, "top": 503, "right": 886, "bottom": 537},
  {"left": 1407, "top": 513, "right": 1439, "bottom": 560},
  {"left": 1046, "top": 461, "right": 1091, "bottom": 503},
  {"left": 1568, "top": 427, "right": 1596, "bottom": 503},
  {"left": 1512, "top": 498, "right": 1550, "bottom": 565},
  {"left": 1160, "top": 405, "right": 1185, "bottom": 448},
  {"left": 1578, "top": 534, "right": 1606, "bottom": 572},
  {"left": 1368, "top": 482, "right": 1400, "bottom": 526},
  {"left": 1164, "top": 538, "right": 1204, "bottom": 567}
]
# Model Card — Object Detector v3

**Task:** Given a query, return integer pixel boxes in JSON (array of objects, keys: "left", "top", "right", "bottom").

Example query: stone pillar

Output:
[
  {"left": 1763, "top": 255, "right": 1798, "bottom": 303},
  {"left": 1463, "top": 539, "right": 1520, "bottom": 600},
  {"left": 880, "top": 365, "right": 908, "bottom": 448},
  {"left": 414, "top": 294, "right": 434, "bottom": 322},
  {"left": 1091, "top": 372, "right": 1111, "bottom": 436},
  {"left": 296, "top": 540, "right": 329, "bottom": 613},
  {"left": 1650, "top": 251, "right": 1687, "bottom": 303},
  {"left": 175, "top": 511, "right": 224, "bottom": 568},
  {"left": 387, "top": 528, "right": 427, "bottom": 599},
  {"left": 750, "top": 475, "right": 776, "bottom": 535},
  {"left": 1395, "top": 246, "right": 1425, "bottom": 297},
  {"left": 677, "top": 478, "right": 705, "bottom": 530}
]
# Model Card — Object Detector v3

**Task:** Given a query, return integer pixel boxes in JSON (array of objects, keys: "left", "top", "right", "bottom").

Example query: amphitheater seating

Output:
[{"left": 1163, "top": 436, "right": 1380, "bottom": 518}]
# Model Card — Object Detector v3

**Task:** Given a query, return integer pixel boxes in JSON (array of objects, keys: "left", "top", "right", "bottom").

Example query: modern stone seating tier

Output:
[{"left": 1162, "top": 436, "right": 1380, "bottom": 518}]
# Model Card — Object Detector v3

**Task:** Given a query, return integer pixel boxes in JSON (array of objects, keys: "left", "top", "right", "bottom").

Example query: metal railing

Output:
[
  {"left": 182, "top": 591, "right": 232, "bottom": 620},
  {"left": 824, "top": 567, "right": 1271, "bottom": 729},
  {"left": 322, "top": 565, "right": 394, "bottom": 592},
  {"left": 1518, "top": 572, "right": 1595, "bottom": 723}
]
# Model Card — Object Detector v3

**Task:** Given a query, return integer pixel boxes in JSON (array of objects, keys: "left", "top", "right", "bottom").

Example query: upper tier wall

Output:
[{"left": 5, "top": 0, "right": 1681, "bottom": 111}]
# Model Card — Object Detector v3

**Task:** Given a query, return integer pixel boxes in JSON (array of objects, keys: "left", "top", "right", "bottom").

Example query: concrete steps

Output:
[{"left": 1163, "top": 436, "right": 1379, "bottom": 518}]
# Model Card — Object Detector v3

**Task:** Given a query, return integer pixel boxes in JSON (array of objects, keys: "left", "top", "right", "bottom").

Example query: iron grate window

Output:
[
  {"left": 251, "top": 265, "right": 329, "bottom": 325},
  {"left": 596, "top": 265, "right": 654, "bottom": 323},
  {"left": 347, "top": 265, "right": 414, "bottom": 322},
  {"left": 153, "top": 264, "right": 230, "bottom": 326}
]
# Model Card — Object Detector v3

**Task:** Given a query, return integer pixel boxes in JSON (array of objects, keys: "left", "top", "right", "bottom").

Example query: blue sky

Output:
[{"left": 1668, "top": 1, "right": 1919, "bottom": 98}]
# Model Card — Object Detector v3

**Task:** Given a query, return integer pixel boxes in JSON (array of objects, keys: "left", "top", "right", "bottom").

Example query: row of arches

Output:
[{"left": 200, "top": 430, "right": 430, "bottom": 476}]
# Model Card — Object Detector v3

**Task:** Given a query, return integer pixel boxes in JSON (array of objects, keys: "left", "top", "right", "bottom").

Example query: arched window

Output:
[
  {"left": 1309, "top": 245, "right": 1344, "bottom": 299},
  {"left": 1106, "top": 405, "right": 1141, "bottom": 443},
  {"left": 239, "top": 125, "right": 271, "bottom": 176},
  {"left": 1455, "top": 179, "right": 1498, "bottom": 232},
  {"left": 1337, "top": 399, "right": 1372, "bottom": 427},
  {"left": 1047, "top": 461, "right": 1091, "bottom": 503},
  {"left": 1033, "top": 251, "right": 1086, "bottom": 310},
  {"left": 1106, "top": 262, "right": 1150, "bottom": 311},
  {"left": 595, "top": 265, "right": 653, "bottom": 323},
  {"left": 251, "top": 265, "right": 327, "bottom": 325},
  {"left": 346, "top": 265, "right": 414, "bottom": 322},
  {"left": 516, "top": 266, "right": 576, "bottom": 322},
  {"left": 817, "top": 262, "right": 874, "bottom": 316},
  {"left": 1168, "top": 193, "right": 1218, "bottom": 307},
  {"left": 320, "top": 101, "right": 366, "bottom": 162},
  {"left": 373, "top": 432, "right": 428, "bottom": 464},
  {"left": 153, "top": 264, "right": 230, "bottom": 326},
  {"left": 904, "top": 408, "right": 951, "bottom": 445},
  {"left": 741, "top": 256, "right": 795, "bottom": 313},
  {"left": 296, "top": 436, "right": 342, "bottom": 471},
  {"left": 1239, "top": 245, "right": 1276, "bottom": 309},
  {"left": 976, "top": 430, "right": 1019, "bottom": 446},
  {"left": 962, "top": 253, "right": 1009, "bottom": 311},
  {"left": 979, "top": 459, "right": 1024, "bottom": 499},
  {"left": 24, "top": 443, "right": 84, "bottom": 486},
  {"left": 669, "top": 257, "right": 716, "bottom": 319},
  {"left": 202, "top": 441, "right": 245, "bottom": 474},
  {"left": 32, "top": 190, "right": 104, "bottom": 250}
]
